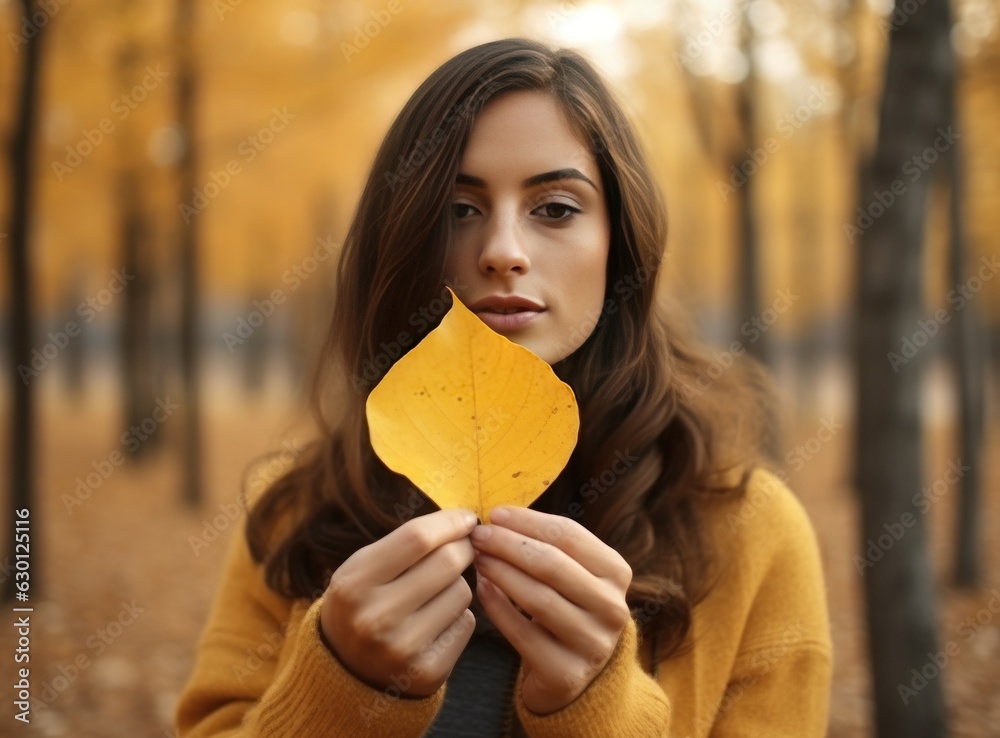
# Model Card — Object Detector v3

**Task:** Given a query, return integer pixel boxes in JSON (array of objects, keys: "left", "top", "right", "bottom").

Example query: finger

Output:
[
  {"left": 387, "top": 538, "right": 474, "bottom": 614},
  {"left": 475, "top": 551, "right": 601, "bottom": 655},
  {"left": 485, "top": 507, "right": 631, "bottom": 585},
  {"left": 406, "top": 575, "right": 474, "bottom": 648},
  {"left": 476, "top": 575, "right": 568, "bottom": 672},
  {"left": 472, "top": 524, "right": 622, "bottom": 616},
  {"left": 353, "top": 508, "right": 477, "bottom": 583},
  {"left": 412, "top": 608, "right": 477, "bottom": 688}
]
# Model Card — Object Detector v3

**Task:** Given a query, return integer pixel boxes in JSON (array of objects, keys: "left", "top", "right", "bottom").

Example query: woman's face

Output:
[{"left": 443, "top": 90, "right": 611, "bottom": 365}]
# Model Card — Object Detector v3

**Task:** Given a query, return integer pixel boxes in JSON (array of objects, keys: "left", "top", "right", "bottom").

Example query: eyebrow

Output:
[{"left": 455, "top": 168, "right": 598, "bottom": 192}]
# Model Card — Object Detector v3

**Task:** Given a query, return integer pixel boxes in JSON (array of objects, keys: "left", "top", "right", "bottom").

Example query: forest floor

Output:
[{"left": 0, "top": 367, "right": 998, "bottom": 737}]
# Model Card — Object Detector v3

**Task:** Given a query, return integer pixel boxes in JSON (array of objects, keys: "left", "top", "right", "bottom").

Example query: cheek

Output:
[
  {"left": 580, "top": 245, "right": 610, "bottom": 324},
  {"left": 576, "top": 237, "right": 610, "bottom": 304},
  {"left": 442, "top": 243, "right": 465, "bottom": 279},
  {"left": 552, "top": 244, "right": 608, "bottom": 338}
]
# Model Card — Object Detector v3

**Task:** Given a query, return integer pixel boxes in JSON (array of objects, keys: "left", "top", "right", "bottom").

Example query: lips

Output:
[{"left": 468, "top": 295, "right": 545, "bottom": 333}]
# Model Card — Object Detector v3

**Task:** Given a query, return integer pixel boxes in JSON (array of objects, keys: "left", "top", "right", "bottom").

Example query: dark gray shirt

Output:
[{"left": 424, "top": 599, "right": 522, "bottom": 737}]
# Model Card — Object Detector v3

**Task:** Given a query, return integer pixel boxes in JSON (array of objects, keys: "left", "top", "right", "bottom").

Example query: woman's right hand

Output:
[{"left": 319, "top": 508, "right": 479, "bottom": 697}]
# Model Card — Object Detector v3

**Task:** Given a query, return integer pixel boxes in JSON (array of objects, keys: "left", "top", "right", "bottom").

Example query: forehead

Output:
[{"left": 459, "top": 90, "right": 597, "bottom": 180}]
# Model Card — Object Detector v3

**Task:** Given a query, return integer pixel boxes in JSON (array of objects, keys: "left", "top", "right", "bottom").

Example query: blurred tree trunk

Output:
[
  {"left": 175, "top": 0, "right": 202, "bottom": 506},
  {"left": 119, "top": 171, "right": 159, "bottom": 457},
  {"left": 837, "top": 0, "right": 865, "bottom": 162},
  {"left": 853, "top": 0, "right": 953, "bottom": 735},
  {"left": 674, "top": 6, "right": 768, "bottom": 368},
  {"left": 3, "top": 0, "right": 46, "bottom": 603},
  {"left": 242, "top": 290, "right": 268, "bottom": 394},
  {"left": 792, "top": 125, "right": 825, "bottom": 417},
  {"left": 733, "top": 11, "right": 766, "bottom": 366},
  {"left": 946, "top": 121, "right": 984, "bottom": 587},
  {"left": 60, "top": 272, "right": 86, "bottom": 397},
  {"left": 113, "top": 33, "right": 160, "bottom": 458}
]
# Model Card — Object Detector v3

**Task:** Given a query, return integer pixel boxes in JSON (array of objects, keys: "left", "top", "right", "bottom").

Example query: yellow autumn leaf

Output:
[{"left": 365, "top": 287, "right": 579, "bottom": 523}]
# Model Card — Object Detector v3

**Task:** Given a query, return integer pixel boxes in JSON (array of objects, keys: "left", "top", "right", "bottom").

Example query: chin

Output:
[
  {"left": 532, "top": 347, "right": 570, "bottom": 366},
  {"left": 504, "top": 330, "right": 579, "bottom": 366}
]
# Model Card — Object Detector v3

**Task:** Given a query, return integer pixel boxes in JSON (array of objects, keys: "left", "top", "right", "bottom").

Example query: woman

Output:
[{"left": 175, "top": 37, "right": 831, "bottom": 737}]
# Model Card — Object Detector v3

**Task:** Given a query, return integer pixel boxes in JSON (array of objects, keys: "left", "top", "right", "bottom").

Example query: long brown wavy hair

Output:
[{"left": 245, "top": 37, "right": 780, "bottom": 666}]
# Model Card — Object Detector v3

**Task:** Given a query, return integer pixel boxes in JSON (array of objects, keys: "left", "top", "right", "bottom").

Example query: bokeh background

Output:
[{"left": 1, "top": 0, "right": 998, "bottom": 735}]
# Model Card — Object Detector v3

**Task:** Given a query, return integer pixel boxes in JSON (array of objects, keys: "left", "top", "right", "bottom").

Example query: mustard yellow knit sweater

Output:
[{"left": 175, "top": 468, "right": 832, "bottom": 737}]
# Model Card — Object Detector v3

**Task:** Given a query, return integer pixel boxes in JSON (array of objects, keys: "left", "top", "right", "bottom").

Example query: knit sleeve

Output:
[
  {"left": 705, "top": 638, "right": 831, "bottom": 737},
  {"left": 512, "top": 616, "right": 672, "bottom": 738},
  {"left": 174, "top": 520, "right": 447, "bottom": 737},
  {"left": 705, "top": 471, "right": 833, "bottom": 737}
]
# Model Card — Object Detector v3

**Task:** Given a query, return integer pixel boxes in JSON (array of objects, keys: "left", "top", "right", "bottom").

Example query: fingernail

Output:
[
  {"left": 490, "top": 507, "right": 511, "bottom": 523},
  {"left": 463, "top": 513, "right": 477, "bottom": 529},
  {"left": 471, "top": 525, "right": 492, "bottom": 541}
]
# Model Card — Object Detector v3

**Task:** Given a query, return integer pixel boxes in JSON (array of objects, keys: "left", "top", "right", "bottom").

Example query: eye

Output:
[
  {"left": 451, "top": 203, "right": 479, "bottom": 220},
  {"left": 533, "top": 202, "right": 581, "bottom": 221}
]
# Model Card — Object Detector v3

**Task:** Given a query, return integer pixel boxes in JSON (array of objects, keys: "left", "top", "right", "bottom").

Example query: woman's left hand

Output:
[{"left": 470, "top": 506, "right": 633, "bottom": 715}]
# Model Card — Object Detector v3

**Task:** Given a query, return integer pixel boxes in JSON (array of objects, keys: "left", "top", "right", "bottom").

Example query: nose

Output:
[{"left": 478, "top": 212, "right": 530, "bottom": 276}]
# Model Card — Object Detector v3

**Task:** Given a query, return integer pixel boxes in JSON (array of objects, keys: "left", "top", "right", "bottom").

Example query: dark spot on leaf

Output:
[
  {"left": 552, "top": 407, "right": 558, "bottom": 413},
  {"left": 512, "top": 471, "right": 521, "bottom": 478},
  {"left": 542, "top": 480, "right": 550, "bottom": 485}
]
